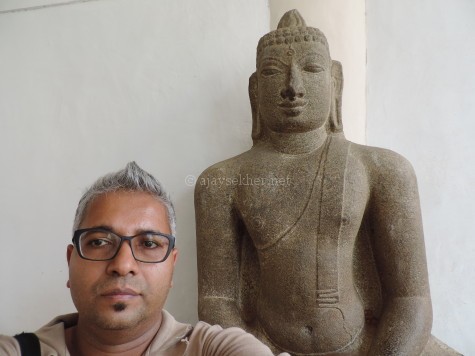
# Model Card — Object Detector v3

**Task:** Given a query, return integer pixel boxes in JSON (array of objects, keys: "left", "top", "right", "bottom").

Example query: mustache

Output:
[{"left": 93, "top": 277, "right": 145, "bottom": 296}]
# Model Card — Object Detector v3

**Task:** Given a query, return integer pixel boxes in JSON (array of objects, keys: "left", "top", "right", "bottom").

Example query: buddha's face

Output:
[{"left": 257, "top": 40, "right": 333, "bottom": 133}]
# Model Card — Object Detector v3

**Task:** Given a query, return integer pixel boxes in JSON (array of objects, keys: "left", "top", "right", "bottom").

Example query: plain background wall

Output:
[
  {"left": 0, "top": 0, "right": 268, "bottom": 333},
  {"left": 366, "top": 1, "right": 475, "bottom": 354}
]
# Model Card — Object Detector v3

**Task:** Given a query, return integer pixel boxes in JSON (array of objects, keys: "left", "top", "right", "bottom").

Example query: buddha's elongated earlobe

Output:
[
  {"left": 330, "top": 60, "right": 344, "bottom": 133},
  {"left": 249, "top": 72, "right": 261, "bottom": 143}
]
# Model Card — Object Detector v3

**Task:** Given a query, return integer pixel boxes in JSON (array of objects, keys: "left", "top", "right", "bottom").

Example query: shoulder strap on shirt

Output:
[
  {"left": 14, "top": 332, "right": 41, "bottom": 356},
  {"left": 180, "top": 326, "right": 194, "bottom": 343}
]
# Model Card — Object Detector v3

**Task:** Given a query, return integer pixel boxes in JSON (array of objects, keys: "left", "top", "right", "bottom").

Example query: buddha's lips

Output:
[
  {"left": 278, "top": 100, "right": 308, "bottom": 109},
  {"left": 279, "top": 101, "right": 307, "bottom": 116}
]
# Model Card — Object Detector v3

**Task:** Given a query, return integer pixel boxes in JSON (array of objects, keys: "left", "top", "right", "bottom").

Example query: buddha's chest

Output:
[{"left": 235, "top": 149, "right": 369, "bottom": 250}]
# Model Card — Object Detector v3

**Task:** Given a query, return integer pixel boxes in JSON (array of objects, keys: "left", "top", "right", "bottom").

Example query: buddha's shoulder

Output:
[
  {"left": 194, "top": 151, "right": 254, "bottom": 199},
  {"left": 348, "top": 141, "right": 417, "bottom": 180},
  {"left": 197, "top": 150, "right": 252, "bottom": 181}
]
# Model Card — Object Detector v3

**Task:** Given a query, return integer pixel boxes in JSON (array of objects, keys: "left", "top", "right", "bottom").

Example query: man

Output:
[
  {"left": 195, "top": 10, "right": 458, "bottom": 355},
  {"left": 1, "top": 162, "right": 287, "bottom": 355}
]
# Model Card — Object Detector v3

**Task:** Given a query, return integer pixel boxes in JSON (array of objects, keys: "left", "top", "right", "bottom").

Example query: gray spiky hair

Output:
[{"left": 73, "top": 162, "right": 176, "bottom": 236}]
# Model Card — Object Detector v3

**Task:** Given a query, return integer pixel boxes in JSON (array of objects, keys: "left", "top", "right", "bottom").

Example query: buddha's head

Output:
[{"left": 250, "top": 10, "right": 343, "bottom": 142}]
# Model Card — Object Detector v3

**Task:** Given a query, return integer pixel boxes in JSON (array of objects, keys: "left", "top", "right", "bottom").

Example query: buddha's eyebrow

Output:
[
  {"left": 260, "top": 57, "right": 287, "bottom": 66},
  {"left": 299, "top": 52, "right": 329, "bottom": 63}
]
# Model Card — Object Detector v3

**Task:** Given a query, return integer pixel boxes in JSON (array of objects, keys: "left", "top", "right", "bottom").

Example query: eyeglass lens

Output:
[{"left": 79, "top": 230, "right": 170, "bottom": 262}]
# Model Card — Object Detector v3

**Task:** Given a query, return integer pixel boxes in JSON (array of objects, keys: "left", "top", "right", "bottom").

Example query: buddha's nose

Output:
[{"left": 280, "top": 63, "right": 305, "bottom": 101}]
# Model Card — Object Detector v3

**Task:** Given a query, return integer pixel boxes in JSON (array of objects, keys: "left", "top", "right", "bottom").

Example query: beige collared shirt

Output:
[{"left": 0, "top": 310, "right": 288, "bottom": 355}]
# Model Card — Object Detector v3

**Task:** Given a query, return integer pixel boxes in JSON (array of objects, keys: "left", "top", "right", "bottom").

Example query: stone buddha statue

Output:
[{"left": 195, "top": 10, "right": 459, "bottom": 355}]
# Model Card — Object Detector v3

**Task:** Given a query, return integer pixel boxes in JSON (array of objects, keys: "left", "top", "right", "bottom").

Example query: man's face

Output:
[
  {"left": 257, "top": 41, "right": 333, "bottom": 134},
  {"left": 66, "top": 190, "right": 177, "bottom": 331}
]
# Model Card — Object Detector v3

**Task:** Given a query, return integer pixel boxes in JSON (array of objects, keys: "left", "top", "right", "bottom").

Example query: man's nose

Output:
[
  {"left": 106, "top": 241, "right": 139, "bottom": 276},
  {"left": 280, "top": 63, "right": 305, "bottom": 101}
]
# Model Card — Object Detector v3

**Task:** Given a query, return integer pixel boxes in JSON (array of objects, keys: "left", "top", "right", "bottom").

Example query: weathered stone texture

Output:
[{"left": 195, "top": 10, "right": 460, "bottom": 355}]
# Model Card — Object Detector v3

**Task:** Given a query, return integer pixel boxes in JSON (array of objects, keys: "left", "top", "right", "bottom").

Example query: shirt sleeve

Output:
[
  {"left": 0, "top": 335, "right": 21, "bottom": 355},
  {"left": 186, "top": 322, "right": 290, "bottom": 356}
]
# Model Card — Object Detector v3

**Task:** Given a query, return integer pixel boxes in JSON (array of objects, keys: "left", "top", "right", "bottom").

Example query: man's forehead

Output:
[
  {"left": 86, "top": 191, "right": 165, "bottom": 212},
  {"left": 80, "top": 191, "right": 170, "bottom": 231}
]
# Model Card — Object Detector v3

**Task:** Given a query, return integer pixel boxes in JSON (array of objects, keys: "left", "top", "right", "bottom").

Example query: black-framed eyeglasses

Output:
[{"left": 72, "top": 228, "right": 175, "bottom": 263}]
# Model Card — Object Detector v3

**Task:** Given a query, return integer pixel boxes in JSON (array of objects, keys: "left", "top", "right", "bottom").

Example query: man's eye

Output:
[
  {"left": 143, "top": 240, "right": 159, "bottom": 249},
  {"left": 260, "top": 67, "right": 281, "bottom": 76},
  {"left": 89, "top": 239, "right": 111, "bottom": 247},
  {"left": 303, "top": 64, "right": 324, "bottom": 73}
]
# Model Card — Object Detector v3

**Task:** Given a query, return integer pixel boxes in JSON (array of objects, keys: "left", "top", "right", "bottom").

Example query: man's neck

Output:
[
  {"left": 267, "top": 125, "right": 328, "bottom": 154},
  {"left": 65, "top": 315, "right": 162, "bottom": 356}
]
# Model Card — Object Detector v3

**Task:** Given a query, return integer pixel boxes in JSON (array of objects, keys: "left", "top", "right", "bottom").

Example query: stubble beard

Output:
[
  {"left": 113, "top": 302, "right": 127, "bottom": 312},
  {"left": 87, "top": 302, "right": 147, "bottom": 331},
  {"left": 86, "top": 278, "right": 148, "bottom": 330}
]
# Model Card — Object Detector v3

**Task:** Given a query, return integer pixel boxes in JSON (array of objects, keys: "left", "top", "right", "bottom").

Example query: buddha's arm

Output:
[
  {"left": 194, "top": 167, "right": 246, "bottom": 329},
  {"left": 367, "top": 152, "right": 432, "bottom": 355}
]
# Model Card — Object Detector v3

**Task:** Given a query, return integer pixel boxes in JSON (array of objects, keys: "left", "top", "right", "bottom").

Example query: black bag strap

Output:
[{"left": 14, "top": 332, "right": 41, "bottom": 356}]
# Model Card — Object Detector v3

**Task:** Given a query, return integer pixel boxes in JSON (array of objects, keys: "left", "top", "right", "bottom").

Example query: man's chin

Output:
[
  {"left": 88, "top": 306, "right": 146, "bottom": 330},
  {"left": 113, "top": 302, "right": 127, "bottom": 312}
]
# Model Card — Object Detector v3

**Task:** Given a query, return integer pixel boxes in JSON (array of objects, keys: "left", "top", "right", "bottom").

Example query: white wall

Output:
[
  {"left": 0, "top": 0, "right": 82, "bottom": 12},
  {"left": 269, "top": 0, "right": 366, "bottom": 144},
  {"left": 0, "top": 0, "right": 268, "bottom": 334},
  {"left": 366, "top": 1, "right": 475, "bottom": 354}
]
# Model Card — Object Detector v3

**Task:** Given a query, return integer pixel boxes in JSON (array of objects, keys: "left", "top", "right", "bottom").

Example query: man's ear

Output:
[
  {"left": 249, "top": 72, "right": 261, "bottom": 143},
  {"left": 172, "top": 248, "right": 178, "bottom": 267},
  {"left": 169, "top": 249, "right": 179, "bottom": 288},
  {"left": 67, "top": 244, "right": 74, "bottom": 265},
  {"left": 330, "top": 60, "right": 344, "bottom": 133},
  {"left": 66, "top": 245, "right": 73, "bottom": 288}
]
